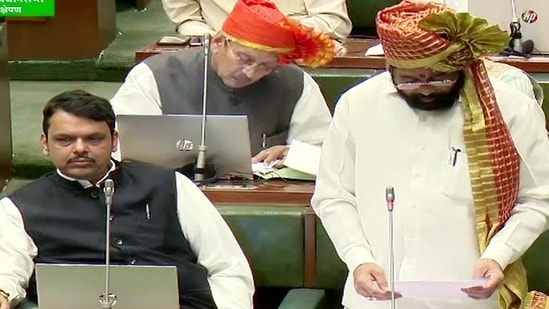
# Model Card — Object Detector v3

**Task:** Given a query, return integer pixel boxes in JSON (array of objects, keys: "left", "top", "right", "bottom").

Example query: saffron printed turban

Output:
[
  {"left": 221, "top": 0, "right": 335, "bottom": 68},
  {"left": 376, "top": 1, "right": 548, "bottom": 308}
]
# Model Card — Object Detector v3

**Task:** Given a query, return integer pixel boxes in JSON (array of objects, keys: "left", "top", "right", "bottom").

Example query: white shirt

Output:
[
  {"left": 110, "top": 62, "right": 333, "bottom": 147},
  {"left": 311, "top": 72, "right": 549, "bottom": 309},
  {"left": 161, "top": 0, "right": 352, "bottom": 40},
  {"left": 0, "top": 168, "right": 254, "bottom": 308},
  {"left": 414, "top": 0, "right": 468, "bottom": 12}
]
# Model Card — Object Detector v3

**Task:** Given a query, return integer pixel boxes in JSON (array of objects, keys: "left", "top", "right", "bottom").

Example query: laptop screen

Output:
[
  {"left": 35, "top": 264, "right": 179, "bottom": 309},
  {"left": 469, "top": 0, "right": 549, "bottom": 54}
]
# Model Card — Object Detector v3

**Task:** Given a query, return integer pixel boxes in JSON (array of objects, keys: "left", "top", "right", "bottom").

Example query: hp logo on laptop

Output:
[
  {"left": 176, "top": 140, "right": 194, "bottom": 151},
  {"left": 521, "top": 10, "right": 538, "bottom": 24}
]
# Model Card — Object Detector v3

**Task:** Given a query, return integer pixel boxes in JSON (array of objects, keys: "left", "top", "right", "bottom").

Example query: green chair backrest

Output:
[{"left": 347, "top": 0, "right": 401, "bottom": 34}]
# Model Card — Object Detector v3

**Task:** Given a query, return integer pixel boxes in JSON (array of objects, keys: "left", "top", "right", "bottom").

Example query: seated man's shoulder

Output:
[
  {"left": 491, "top": 77, "right": 541, "bottom": 124},
  {"left": 8, "top": 172, "right": 58, "bottom": 197},
  {"left": 120, "top": 160, "right": 175, "bottom": 177},
  {"left": 143, "top": 48, "right": 200, "bottom": 70},
  {"left": 491, "top": 77, "right": 535, "bottom": 105},
  {"left": 269, "top": 63, "right": 305, "bottom": 80}
]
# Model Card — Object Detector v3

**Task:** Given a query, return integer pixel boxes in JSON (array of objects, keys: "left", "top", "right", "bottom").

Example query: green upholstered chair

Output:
[
  {"left": 347, "top": 0, "right": 400, "bottom": 37},
  {"left": 219, "top": 205, "right": 306, "bottom": 288},
  {"left": 15, "top": 300, "right": 38, "bottom": 309}
]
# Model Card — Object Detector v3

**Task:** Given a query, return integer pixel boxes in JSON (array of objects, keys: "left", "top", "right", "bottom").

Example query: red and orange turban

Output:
[
  {"left": 221, "top": 0, "right": 335, "bottom": 68},
  {"left": 376, "top": 1, "right": 547, "bottom": 309}
]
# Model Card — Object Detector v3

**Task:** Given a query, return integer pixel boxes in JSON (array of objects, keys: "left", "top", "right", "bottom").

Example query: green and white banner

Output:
[{"left": 0, "top": 0, "right": 54, "bottom": 17}]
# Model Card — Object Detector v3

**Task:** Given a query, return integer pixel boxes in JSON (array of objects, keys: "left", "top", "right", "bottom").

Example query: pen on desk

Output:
[
  {"left": 261, "top": 133, "right": 267, "bottom": 149},
  {"left": 145, "top": 203, "right": 151, "bottom": 220}
]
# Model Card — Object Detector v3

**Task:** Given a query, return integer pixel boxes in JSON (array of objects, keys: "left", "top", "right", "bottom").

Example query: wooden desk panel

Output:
[
  {"left": 0, "top": 22, "right": 12, "bottom": 190},
  {"left": 202, "top": 180, "right": 314, "bottom": 206},
  {"left": 6, "top": 0, "right": 116, "bottom": 60},
  {"left": 135, "top": 37, "right": 549, "bottom": 73}
]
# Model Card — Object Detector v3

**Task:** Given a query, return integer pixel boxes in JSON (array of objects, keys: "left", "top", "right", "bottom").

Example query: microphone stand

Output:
[
  {"left": 100, "top": 179, "right": 117, "bottom": 309},
  {"left": 385, "top": 186, "right": 396, "bottom": 309},
  {"left": 194, "top": 33, "right": 211, "bottom": 183},
  {"left": 509, "top": 0, "right": 523, "bottom": 53}
]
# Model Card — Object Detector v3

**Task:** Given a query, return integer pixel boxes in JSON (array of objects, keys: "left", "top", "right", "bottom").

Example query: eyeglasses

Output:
[
  {"left": 395, "top": 78, "right": 457, "bottom": 91},
  {"left": 225, "top": 40, "right": 278, "bottom": 73}
]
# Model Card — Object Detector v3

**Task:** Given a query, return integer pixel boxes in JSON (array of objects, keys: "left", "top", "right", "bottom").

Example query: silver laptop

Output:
[
  {"left": 116, "top": 114, "right": 253, "bottom": 180},
  {"left": 469, "top": 0, "right": 549, "bottom": 54},
  {"left": 35, "top": 263, "right": 179, "bottom": 309}
]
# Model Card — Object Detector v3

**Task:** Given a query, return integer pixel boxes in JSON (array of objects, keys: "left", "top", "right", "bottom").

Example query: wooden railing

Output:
[{"left": 0, "top": 21, "right": 12, "bottom": 190}]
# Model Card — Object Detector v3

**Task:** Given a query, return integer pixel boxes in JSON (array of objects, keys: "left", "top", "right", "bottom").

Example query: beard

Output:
[{"left": 395, "top": 72, "right": 465, "bottom": 111}]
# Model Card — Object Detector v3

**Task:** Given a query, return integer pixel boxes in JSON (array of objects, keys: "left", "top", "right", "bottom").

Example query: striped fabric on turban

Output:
[
  {"left": 376, "top": 1, "right": 548, "bottom": 308},
  {"left": 221, "top": 0, "right": 335, "bottom": 68}
]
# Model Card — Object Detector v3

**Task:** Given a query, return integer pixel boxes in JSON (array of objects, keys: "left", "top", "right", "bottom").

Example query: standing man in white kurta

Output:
[{"left": 311, "top": 1, "right": 549, "bottom": 309}]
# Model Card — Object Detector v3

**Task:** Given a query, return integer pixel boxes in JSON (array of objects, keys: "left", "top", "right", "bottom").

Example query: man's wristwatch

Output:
[{"left": 0, "top": 289, "right": 9, "bottom": 301}]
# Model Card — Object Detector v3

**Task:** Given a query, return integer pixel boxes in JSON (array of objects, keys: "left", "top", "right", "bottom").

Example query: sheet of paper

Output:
[
  {"left": 251, "top": 160, "right": 280, "bottom": 174},
  {"left": 394, "top": 279, "right": 486, "bottom": 299},
  {"left": 283, "top": 140, "right": 321, "bottom": 176},
  {"left": 254, "top": 167, "right": 316, "bottom": 181},
  {"left": 365, "top": 43, "right": 385, "bottom": 56}
]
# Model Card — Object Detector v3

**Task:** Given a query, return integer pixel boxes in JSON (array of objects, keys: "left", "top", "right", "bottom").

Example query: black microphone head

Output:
[{"left": 385, "top": 186, "right": 395, "bottom": 202}]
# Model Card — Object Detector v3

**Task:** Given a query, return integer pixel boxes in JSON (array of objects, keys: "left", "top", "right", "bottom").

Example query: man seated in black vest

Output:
[
  {"left": 110, "top": 0, "right": 336, "bottom": 166},
  {"left": 0, "top": 90, "right": 254, "bottom": 309}
]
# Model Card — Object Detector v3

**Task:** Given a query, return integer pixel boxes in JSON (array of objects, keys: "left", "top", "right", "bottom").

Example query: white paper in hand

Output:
[
  {"left": 283, "top": 140, "right": 321, "bottom": 175},
  {"left": 394, "top": 279, "right": 487, "bottom": 299}
]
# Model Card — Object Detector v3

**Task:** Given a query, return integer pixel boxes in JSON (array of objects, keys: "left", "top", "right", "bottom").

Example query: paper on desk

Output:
[
  {"left": 394, "top": 279, "right": 487, "bottom": 299},
  {"left": 252, "top": 160, "right": 280, "bottom": 174},
  {"left": 365, "top": 43, "right": 385, "bottom": 56},
  {"left": 283, "top": 140, "right": 321, "bottom": 176},
  {"left": 256, "top": 167, "right": 316, "bottom": 181}
]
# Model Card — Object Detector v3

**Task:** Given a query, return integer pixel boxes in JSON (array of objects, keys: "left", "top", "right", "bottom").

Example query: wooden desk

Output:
[
  {"left": 134, "top": 37, "right": 385, "bottom": 68},
  {"left": 202, "top": 180, "right": 314, "bottom": 206},
  {"left": 202, "top": 179, "right": 318, "bottom": 287},
  {"left": 135, "top": 37, "right": 549, "bottom": 73},
  {"left": 6, "top": 0, "right": 116, "bottom": 60},
  {"left": 0, "top": 21, "right": 12, "bottom": 191}
]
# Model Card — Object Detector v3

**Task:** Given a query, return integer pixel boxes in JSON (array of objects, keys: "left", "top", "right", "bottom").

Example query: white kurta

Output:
[
  {"left": 0, "top": 167, "right": 254, "bottom": 308},
  {"left": 413, "top": 0, "right": 468, "bottom": 12},
  {"left": 161, "top": 0, "right": 352, "bottom": 40},
  {"left": 311, "top": 72, "right": 549, "bottom": 309}
]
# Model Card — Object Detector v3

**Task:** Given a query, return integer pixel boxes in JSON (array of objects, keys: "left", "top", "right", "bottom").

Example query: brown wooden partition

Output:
[
  {"left": 6, "top": 0, "right": 116, "bottom": 60},
  {"left": 0, "top": 20, "right": 12, "bottom": 190}
]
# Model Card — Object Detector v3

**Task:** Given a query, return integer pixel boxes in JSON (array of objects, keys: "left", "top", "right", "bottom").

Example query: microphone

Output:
[
  {"left": 194, "top": 33, "right": 211, "bottom": 183},
  {"left": 386, "top": 186, "right": 395, "bottom": 212},
  {"left": 178, "top": 33, "right": 217, "bottom": 183},
  {"left": 385, "top": 186, "right": 396, "bottom": 309},
  {"left": 104, "top": 179, "right": 114, "bottom": 206},
  {"left": 509, "top": 0, "right": 523, "bottom": 53},
  {"left": 507, "top": 0, "right": 536, "bottom": 55},
  {"left": 100, "top": 179, "right": 117, "bottom": 308}
]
